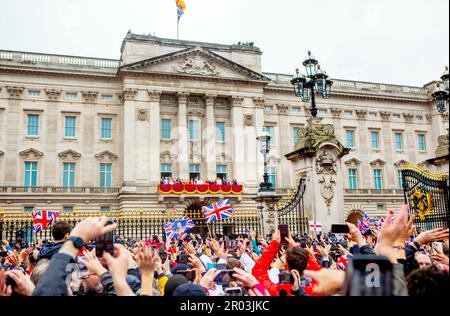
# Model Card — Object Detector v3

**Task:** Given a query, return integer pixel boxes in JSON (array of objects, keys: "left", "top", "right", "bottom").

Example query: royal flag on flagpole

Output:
[
  {"left": 176, "top": 0, "right": 186, "bottom": 22},
  {"left": 203, "top": 200, "right": 233, "bottom": 223},
  {"left": 164, "top": 216, "right": 195, "bottom": 241},
  {"left": 31, "top": 210, "right": 59, "bottom": 234}
]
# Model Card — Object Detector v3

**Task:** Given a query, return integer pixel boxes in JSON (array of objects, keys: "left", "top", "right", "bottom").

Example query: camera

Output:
[{"left": 279, "top": 270, "right": 293, "bottom": 284}]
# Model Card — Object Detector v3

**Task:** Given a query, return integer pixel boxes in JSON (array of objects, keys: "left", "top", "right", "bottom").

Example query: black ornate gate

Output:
[
  {"left": 277, "top": 175, "right": 308, "bottom": 237},
  {"left": 402, "top": 163, "right": 449, "bottom": 232}
]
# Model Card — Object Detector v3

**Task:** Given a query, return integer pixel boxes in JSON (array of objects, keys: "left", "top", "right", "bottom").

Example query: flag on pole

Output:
[
  {"left": 203, "top": 200, "right": 233, "bottom": 223},
  {"left": 164, "top": 216, "right": 195, "bottom": 241},
  {"left": 31, "top": 210, "right": 59, "bottom": 234},
  {"left": 309, "top": 220, "right": 323, "bottom": 233},
  {"left": 176, "top": 0, "right": 186, "bottom": 22}
]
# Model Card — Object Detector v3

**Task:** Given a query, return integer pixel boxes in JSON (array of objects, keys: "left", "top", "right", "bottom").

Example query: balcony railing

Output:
[
  {"left": 344, "top": 188, "right": 404, "bottom": 195},
  {"left": 0, "top": 187, "right": 120, "bottom": 194}
]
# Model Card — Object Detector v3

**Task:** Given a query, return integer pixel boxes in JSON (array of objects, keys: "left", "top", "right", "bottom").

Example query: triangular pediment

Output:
[
  {"left": 344, "top": 158, "right": 362, "bottom": 166},
  {"left": 95, "top": 150, "right": 118, "bottom": 160},
  {"left": 19, "top": 148, "right": 43, "bottom": 159},
  {"left": 58, "top": 149, "right": 82, "bottom": 159},
  {"left": 119, "top": 47, "right": 269, "bottom": 82}
]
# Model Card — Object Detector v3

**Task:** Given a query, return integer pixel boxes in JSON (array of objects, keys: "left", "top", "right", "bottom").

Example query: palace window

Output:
[
  {"left": 161, "top": 119, "right": 172, "bottom": 140},
  {"left": 293, "top": 127, "right": 299, "bottom": 145},
  {"left": 28, "top": 90, "right": 41, "bottom": 97},
  {"left": 346, "top": 130, "right": 355, "bottom": 149},
  {"left": 370, "top": 131, "right": 380, "bottom": 149},
  {"left": 101, "top": 118, "right": 112, "bottom": 139},
  {"left": 418, "top": 134, "right": 426, "bottom": 151},
  {"left": 65, "top": 116, "right": 76, "bottom": 138},
  {"left": 291, "top": 107, "right": 302, "bottom": 113},
  {"left": 344, "top": 110, "right": 353, "bottom": 117},
  {"left": 27, "top": 114, "right": 39, "bottom": 136},
  {"left": 189, "top": 164, "right": 200, "bottom": 180},
  {"left": 398, "top": 170, "right": 404, "bottom": 189},
  {"left": 24, "top": 161, "right": 38, "bottom": 187},
  {"left": 373, "top": 169, "right": 383, "bottom": 189},
  {"left": 216, "top": 165, "right": 228, "bottom": 180},
  {"left": 393, "top": 114, "right": 401, "bottom": 120},
  {"left": 101, "top": 206, "right": 111, "bottom": 213},
  {"left": 101, "top": 95, "right": 113, "bottom": 101},
  {"left": 268, "top": 167, "right": 277, "bottom": 189},
  {"left": 216, "top": 122, "right": 225, "bottom": 142},
  {"left": 63, "top": 206, "right": 74, "bottom": 213},
  {"left": 348, "top": 169, "right": 358, "bottom": 189},
  {"left": 394, "top": 132, "right": 403, "bottom": 151},
  {"left": 65, "top": 92, "right": 77, "bottom": 99},
  {"left": 100, "top": 163, "right": 112, "bottom": 188},
  {"left": 24, "top": 207, "right": 34, "bottom": 213},
  {"left": 63, "top": 162, "right": 75, "bottom": 188},
  {"left": 161, "top": 163, "right": 172, "bottom": 179},
  {"left": 416, "top": 115, "right": 423, "bottom": 122},
  {"left": 189, "top": 120, "right": 200, "bottom": 141}
]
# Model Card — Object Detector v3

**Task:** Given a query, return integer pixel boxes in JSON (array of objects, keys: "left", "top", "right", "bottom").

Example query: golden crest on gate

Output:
[{"left": 410, "top": 188, "right": 433, "bottom": 221}]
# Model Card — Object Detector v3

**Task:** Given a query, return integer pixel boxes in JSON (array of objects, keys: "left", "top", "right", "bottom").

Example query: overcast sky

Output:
[{"left": 0, "top": 0, "right": 448, "bottom": 86}]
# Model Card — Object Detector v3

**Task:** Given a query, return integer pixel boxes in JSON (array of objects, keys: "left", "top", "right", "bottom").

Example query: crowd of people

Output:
[
  {"left": 0, "top": 205, "right": 448, "bottom": 297},
  {"left": 160, "top": 178, "right": 239, "bottom": 185}
]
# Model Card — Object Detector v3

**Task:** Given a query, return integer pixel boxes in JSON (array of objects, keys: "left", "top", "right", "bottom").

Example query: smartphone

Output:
[
  {"left": 214, "top": 269, "right": 236, "bottom": 286},
  {"left": 159, "top": 252, "right": 168, "bottom": 262},
  {"left": 278, "top": 225, "right": 289, "bottom": 245},
  {"left": 299, "top": 239, "right": 307, "bottom": 249},
  {"left": 95, "top": 220, "right": 115, "bottom": 257},
  {"left": 331, "top": 224, "right": 350, "bottom": 234},
  {"left": 224, "top": 287, "right": 243, "bottom": 296},
  {"left": 343, "top": 254, "right": 393, "bottom": 296},
  {"left": 216, "top": 263, "right": 227, "bottom": 270},
  {"left": 433, "top": 242, "right": 444, "bottom": 253},
  {"left": 178, "top": 251, "right": 188, "bottom": 264},
  {"left": 279, "top": 270, "right": 293, "bottom": 284},
  {"left": 177, "top": 270, "right": 196, "bottom": 282},
  {"left": 76, "top": 255, "right": 90, "bottom": 279}
]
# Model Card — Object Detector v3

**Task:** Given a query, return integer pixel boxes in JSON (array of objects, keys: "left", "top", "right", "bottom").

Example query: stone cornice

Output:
[
  {"left": 81, "top": 91, "right": 98, "bottom": 103},
  {"left": 123, "top": 88, "right": 138, "bottom": 101},
  {"left": 19, "top": 148, "right": 44, "bottom": 159},
  {"left": 148, "top": 90, "right": 162, "bottom": 102},
  {"left": 58, "top": 149, "right": 82, "bottom": 160},
  {"left": 95, "top": 150, "right": 118, "bottom": 160},
  {"left": 6, "top": 86, "right": 24, "bottom": 98},
  {"left": 45, "top": 88, "right": 62, "bottom": 101},
  {"left": 403, "top": 113, "right": 414, "bottom": 122}
]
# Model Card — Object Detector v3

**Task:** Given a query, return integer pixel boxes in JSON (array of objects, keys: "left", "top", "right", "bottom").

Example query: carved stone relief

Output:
[{"left": 173, "top": 54, "right": 219, "bottom": 76}]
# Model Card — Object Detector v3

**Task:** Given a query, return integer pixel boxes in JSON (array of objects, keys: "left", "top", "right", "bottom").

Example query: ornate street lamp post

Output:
[
  {"left": 432, "top": 66, "right": 450, "bottom": 113},
  {"left": 291, "top": 51, "right": 334, "bottom": 117},
  {"left": 257, "top": 130, "right": 273, "bottom": 192}
]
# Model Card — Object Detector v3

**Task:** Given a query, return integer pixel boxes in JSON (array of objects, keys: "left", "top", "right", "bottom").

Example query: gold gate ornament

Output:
[{"left": 410, "top": 188, "right": 433, "bottom": 221}]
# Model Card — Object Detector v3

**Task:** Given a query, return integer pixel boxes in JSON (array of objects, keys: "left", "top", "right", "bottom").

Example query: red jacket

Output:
[{"left": 251, "top": 240, "right": 322, "bottom": 296}]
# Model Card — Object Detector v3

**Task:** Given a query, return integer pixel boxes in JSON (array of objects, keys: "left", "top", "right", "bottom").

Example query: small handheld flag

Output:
[
  {"left": 203, "top": 200, "right": 233, "bottom": 223},
  {"left": 164, "top": 216, "right": 195, "bottom": 241},
  {"left": 31, "top": 210, "right": 59, "bottom": 234},
  {"left": 357, "top": 214, "right": 373, "bottom": 234}
]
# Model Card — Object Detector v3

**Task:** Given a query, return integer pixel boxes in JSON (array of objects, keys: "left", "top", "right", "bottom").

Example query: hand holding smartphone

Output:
[
  {"left": 95, "top": 220, "right": 115, "bottom": 257},
  {"left": 278, "top": 225, "right": 289, "bottom": 246},
  {"left": 331, "top": 224, "right": 350, "bottom": 234}
]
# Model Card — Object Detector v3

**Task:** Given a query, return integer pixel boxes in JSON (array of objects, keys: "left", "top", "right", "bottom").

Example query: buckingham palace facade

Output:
[{"left": 0, "top": 32, "right": 448, "bottom": 228}]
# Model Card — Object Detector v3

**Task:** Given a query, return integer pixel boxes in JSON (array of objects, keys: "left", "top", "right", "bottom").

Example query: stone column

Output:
[
  {"left": 148, "top": 90, "right": 162, "bottom": 185},
  {"left": 177, "top": 92, "right": 189, "bottom": 180},
  {"left": 355, "top": 109, "right": 370, "bottom": 188},
  {"left": 253, "top": 98, "right": 265, "bottom": 187},
  {"left": 380, "top": 111, "right": 394, "bottom": 187},
  {"left": 4, "top": 87, "right": 24, "bottom": 185},
  {"left": 277, "top": 104, "right": 291, "bottom": 188},
  {"left": 81, "top": 91, "right": 99, "bottom": 187},
  {"left": 403, "top": 113, "right": 417, "bottom": 163},
  {"left": 231, "top": 96, "right": 245, "bottom": 183},
  {"left": 204, "top": 94, "right": 217, "bottom": 180},
  {"left": 123, "top": 88, "right": 138, "bottom": 186}
]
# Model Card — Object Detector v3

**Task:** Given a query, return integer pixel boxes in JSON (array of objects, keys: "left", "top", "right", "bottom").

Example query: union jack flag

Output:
[
  {"left": 203, "top": 199, "right": 233, "bottom": 223},
  {"left": 375, "top": 217, "right": 385, "bottom": 231},
  {"left": 358, "top": 214, "right": 373, "bottom": 234},
  {"left": 164, "top": 216, "right": 195, "bottom": 241},
  {"left": 31, "top": 210, "right": 59, "bottom": 234}
]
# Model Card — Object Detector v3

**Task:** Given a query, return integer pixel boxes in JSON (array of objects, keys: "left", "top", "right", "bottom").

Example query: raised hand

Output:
[
  {"left": 5, "top": 269, "right": 35, "bottom": 296},
  {"left": 431, "top": 247, "right": 449, "bottom": 265},
  {"left": 232, "top": 267, "right": 259, "bottom": 288},
  {"left": 199, "top": 268, "right": 221, "bottom": 290},
  {"left": 135, "top": 244, "right": 159, "bottom": 274},
  {"left": 415, "top": 228, "right": 449, "bottom": 246},
  {"left": 70, "top": 216, "right": 117, "bottom": 243},
  {"left": 346, "top": 222, "right": 366, "bottom": 246},
  {"left": 84, "top": 248, "right": 107, "bottom": 277},
  {"left": 272, "top": 230, "right": 281, "bottom": 244},
  {"left": 0, "top": 270, "right": 12, "bottom": 297},
  {"left": 188, "top": 254, "right": 205, "bottom": 273},
  {"left": 304, "top": 269, "right": 345, "bottom": 296},
  {"left": 103, "top": 244, "right": 134, "bottom": 296}
]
